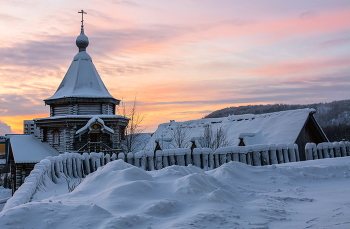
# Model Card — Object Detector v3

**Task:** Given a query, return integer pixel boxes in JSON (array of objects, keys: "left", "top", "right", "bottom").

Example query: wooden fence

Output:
[
  {"left": 127, "top": 143, "right": 300, "bottom": 171},
  {"left": 3, "top": 141, "right": 350, "bottom": 212},
  {"left": 3, "top": 152, "right": 117, "bottom": 212},
  {"left": 305, "top": 141, "right": 350, "bottom": 160}
]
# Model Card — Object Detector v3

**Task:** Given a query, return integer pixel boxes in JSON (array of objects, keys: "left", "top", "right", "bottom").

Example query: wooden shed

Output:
[
  {"left": 144, "top": 108, "right": 328, "bottom": 161},
  {"left": 237, "top": 110, "right": 328, "bottom": 160},
  {"left": 6, "top": 135, "right": 59, "bottom": 193}
]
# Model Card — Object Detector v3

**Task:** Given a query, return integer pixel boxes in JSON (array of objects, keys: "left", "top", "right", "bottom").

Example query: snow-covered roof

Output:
[
  {"left": 76, "top": 116, "right": 114, "bottom": 135},
  {"left": 9, "top": 135, "right": 59, "bottom": 163},
  {"left": 144, "top": 108, "right": 316, "bottom": 151},
  {"left": 45, "top": 51, "right": 114, "bottom": 101}
]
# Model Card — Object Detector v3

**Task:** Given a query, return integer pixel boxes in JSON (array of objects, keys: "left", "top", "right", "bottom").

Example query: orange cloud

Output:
[
  {"left": 0, "top": 114, "right": 48, "bottom": 134},
  {"left": 1, "top": 1, "right": 350, "bottom": 135}
]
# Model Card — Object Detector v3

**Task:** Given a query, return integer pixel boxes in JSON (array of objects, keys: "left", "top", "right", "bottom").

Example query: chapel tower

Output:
[{"left": 34, "top": 10, "right": 129, "bottom": 154}]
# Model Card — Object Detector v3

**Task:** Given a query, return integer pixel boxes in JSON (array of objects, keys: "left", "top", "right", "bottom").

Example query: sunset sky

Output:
[{"left": 0, "top": 0, "right": 349, "bottom": 135}]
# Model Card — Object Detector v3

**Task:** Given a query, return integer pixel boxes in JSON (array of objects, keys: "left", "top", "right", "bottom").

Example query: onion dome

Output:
[{"left": 76, "top": 25, "right": 89, "bottom": 52}]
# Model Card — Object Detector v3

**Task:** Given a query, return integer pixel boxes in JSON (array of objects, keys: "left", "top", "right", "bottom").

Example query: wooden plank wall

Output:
[{"left": 78, "top": 104, "right": 101, "bottom": 115}]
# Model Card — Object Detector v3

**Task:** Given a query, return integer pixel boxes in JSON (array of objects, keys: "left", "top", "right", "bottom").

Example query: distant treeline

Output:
[{"left": 204, "top": 99, "right": 350, "bottom": 142}]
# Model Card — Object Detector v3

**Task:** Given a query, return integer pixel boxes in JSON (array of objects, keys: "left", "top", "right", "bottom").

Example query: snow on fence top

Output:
[
  {"left": 305, "top": 141, "right": 350, "bottom": 160},
  {"left": 144, "top": 108, "right": 315, "bottom": 151}
]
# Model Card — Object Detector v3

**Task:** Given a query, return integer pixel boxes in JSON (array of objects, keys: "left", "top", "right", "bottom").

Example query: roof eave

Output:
[{"left": 44, "top": 97, "right": 120, "bottom": 105}]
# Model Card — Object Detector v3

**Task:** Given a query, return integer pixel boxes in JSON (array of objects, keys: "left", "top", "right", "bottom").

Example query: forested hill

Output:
[{"left": 204, "top": 100, "right": 350, "bottom": 141}]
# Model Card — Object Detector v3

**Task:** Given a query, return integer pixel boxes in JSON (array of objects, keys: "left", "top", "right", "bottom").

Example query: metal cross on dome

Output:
[{"left": 78, "top": 10, "right": 87, "bottom": 26}]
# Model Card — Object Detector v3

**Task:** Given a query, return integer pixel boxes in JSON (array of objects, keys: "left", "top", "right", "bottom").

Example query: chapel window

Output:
[{"left": 53, "top": 131, "right": 60, "bottom": 145}]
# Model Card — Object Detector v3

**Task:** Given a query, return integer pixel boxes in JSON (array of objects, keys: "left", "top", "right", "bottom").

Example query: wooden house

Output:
[
  {"left": 144, "top": 108, "right": 328, "bottom": 161},
  {"left": 33, "top": 19, "right": 129, "bottom": 154},
  {"left": 6, "top": 17, "right": 129, "bottom": 192},
  {"left": 6, "top": 135, "right": 59, "bottom": 192}
]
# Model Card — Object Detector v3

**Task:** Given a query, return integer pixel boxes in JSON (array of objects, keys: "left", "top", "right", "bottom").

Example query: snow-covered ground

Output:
[{"left": 1, "top": 157, "right": 350, "bottom": 229}]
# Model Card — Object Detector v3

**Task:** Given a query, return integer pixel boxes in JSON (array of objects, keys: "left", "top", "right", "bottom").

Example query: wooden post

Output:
[
  {"left": 53, "top": 156, "right": 61, "bottom": 178},
  {"left": 146, "top": 151, "right": 155, "bottom": 171},
  {"left": 118, "top": 152, "right": 125, "bottom": 161},
  {"left": 346, "top": 141, "right": 350, "bottom": 156},
  {"left": 328, "top": 143, "right": 335, "bottom": 158},
  {"left": 89, "top": 152, "right": 96, "bottom": 172},
  {"left": 224, "top": 148, "right": 232, "bottom": 163},
  {"left": 239, "top": 153, "right": 247, "bottom": 164},
  {"left": 261, "top": 145, "right": 270, "bottom": 165},
  {"left": 232, "top": 147, "right": 240, "bottom": 162},
  {"left": 287, "top": 143, "right": 296, "bottom": 162},
  {"left": 169, "top": 149, "right": 176, "bottom": 166},
  {"left": 156, "top": 150, "right": 163, "bottom": 170},
  {"left": 61, "top": 153, "right": 68, "bottom": 176},
  {"left": 208, "top": 148, "right": 214, "bottom": 170},
  {"left": 201, "top": 148, "right": 210, "bottom": 171},
  {"left": 162, "top": 150, "right": 169, "bottom": 168},
  {"left": 127, "top": 152, "right": 134, "bottom": 165},
  {"left": 252, "top": 145, "right": 261, "bottom": 166},
  {"left": 214, "top": 152, "right": 220, "bottom": 168},
  {"left": 134, "top": 152, "right": 142, "bottom": 168},
  {"left": 193, "top": 148, "right": 202, "bottom": 168},
  {"left": 111, "top": 153, "right": 117, "bottom": 161},
  {"left": 105, "top": 154, "right": 111, "bottom": 164},
  {"left": 141, "top": 154, "right": 147, "bottom": 170},
  {"left": 276, "top": 144, "right": 285, "bottom": 164},
  {"left": 99, "top": 152, "right": 105, "bottom": 165},
  {"left": 333, "top": 142, "right": 341, "bottom": 157},
  {"left": 239, "top": 147, "right": 248, "bottom": 165},
  {"left": 269, "top": 144, "right": 278, "bottom": 164},
  {"left": 185, "top": 148, "right": 192, "bottom": 165},
  {"left": 280, "top": 144, "right": 289, "bottom": 163},
  {"left": 317, "top": 143, "right": 324, "bottom": 159},
  {"left": 75, "top": 155, "right": 82, "bottom": 178},
  {"left": 322, "top": 143, "right": 329, "bottom": 158},
  {"left": 175, "top": 149, "right": 187, "bottom": 166},
  {"left": 311, "top": 143, "right": 318, "bottom": 160},
  {"left": 339, "top": 141, "right": 347, "bottom": 157},
  {"left": 83, "top": 153, "right": 90, "bottom": 175},
  {"left": 305, "top": 143, "right": 313, "bottom": 160},
  {"left": 71, "top": 154, "right": 78, "bottom": 178}
]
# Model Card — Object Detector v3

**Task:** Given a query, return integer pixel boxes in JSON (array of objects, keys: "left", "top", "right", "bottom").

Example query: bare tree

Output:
[
  {"left": 171, "top": 125, "right": 191, "bottom": 148},
  {"left": 119, "top": 98, "right": 146, "bottom": 153},
  {"left": 199, "top": 124, "right": 231, "bottom": 150}
]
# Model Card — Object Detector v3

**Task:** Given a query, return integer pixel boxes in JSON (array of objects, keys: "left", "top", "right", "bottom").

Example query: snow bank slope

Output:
[{"left": 1, "top": 158, "right": 350, "bottom": 229}]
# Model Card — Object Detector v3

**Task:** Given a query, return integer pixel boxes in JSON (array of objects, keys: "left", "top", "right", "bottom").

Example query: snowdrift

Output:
[{"left": 1, "top": 157, "right": 350, "bottom": 228}]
